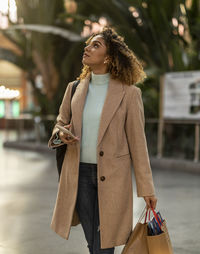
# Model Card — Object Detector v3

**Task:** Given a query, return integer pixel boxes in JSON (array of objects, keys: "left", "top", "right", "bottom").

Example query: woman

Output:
[{"left": 48, "top": 27, "right": 157, "bottom": 254}]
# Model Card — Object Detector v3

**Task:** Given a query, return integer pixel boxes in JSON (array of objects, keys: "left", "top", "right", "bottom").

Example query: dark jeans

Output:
[{"left": 75, "top": 162, "right": 115, "bottom": 254}]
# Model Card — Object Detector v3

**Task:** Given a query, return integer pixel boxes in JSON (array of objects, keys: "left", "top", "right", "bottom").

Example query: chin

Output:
[
  {"left": 82, "top": 60, "right": 91, "bottom": 67},
  {"left": 82, "top": 59, "right": 86, "bottom": 65}
]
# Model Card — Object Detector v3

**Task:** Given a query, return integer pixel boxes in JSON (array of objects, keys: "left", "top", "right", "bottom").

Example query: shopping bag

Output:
[
  {"left": 146, "top": 208, "right": 174, "bottom": 254},
  {"left": 121, "top": 207, "right": 149, "bottom": 254}
]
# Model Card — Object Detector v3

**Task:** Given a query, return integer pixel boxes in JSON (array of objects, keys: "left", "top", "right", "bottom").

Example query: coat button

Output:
[
  {"left": 100, "top": 176, "right": 105, "bottom": 181},
  {"left": 99, "top": 151, "right": 104, "bottom": 156}
]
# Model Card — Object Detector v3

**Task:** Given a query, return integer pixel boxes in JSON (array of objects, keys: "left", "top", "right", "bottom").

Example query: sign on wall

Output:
[{"left": 163, "top": 71, "right": 200, "bottom": 119}]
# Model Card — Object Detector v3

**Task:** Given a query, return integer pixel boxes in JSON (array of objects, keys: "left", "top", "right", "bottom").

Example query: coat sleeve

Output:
[
  {"left": 48, "top": 81, "right": 74, "bottom": 149},
  {"left": 125, "top": 86, "right": 155, "bottom": 197}
]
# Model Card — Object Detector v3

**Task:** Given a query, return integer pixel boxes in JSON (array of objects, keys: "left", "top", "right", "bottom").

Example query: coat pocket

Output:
[{"left": 115, "top": 152, "right": 130, "bottom": 158}]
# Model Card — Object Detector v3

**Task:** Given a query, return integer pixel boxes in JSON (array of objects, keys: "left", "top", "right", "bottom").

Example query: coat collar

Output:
[{"left": 71, "top": 72, "right": 125, "bottom": 147}]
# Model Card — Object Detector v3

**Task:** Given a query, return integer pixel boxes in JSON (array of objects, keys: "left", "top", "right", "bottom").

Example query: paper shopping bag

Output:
[
  {"left": 121, "top": 207, "right": 149, "bottom": 254},
  {"left": 146, "top": 209, "right": 173, "bottom": 254}
]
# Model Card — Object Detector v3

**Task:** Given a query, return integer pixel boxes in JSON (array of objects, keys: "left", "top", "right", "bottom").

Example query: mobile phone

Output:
[{"left": 56, "top": 125, "right": 77, "bottom": 140}]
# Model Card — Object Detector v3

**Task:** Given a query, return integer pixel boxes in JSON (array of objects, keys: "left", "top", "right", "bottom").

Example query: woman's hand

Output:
[
  {"left": 59, "top": 124, "right": 80, "bottom": 145},
  {"left": 143, "top": 195, "right": 157, "bottom": 210}
]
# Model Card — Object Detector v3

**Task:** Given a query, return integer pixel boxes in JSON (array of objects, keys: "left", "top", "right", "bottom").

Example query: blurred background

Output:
[{"left": 0, "top": 0, "right": 199, "bottom": 254}]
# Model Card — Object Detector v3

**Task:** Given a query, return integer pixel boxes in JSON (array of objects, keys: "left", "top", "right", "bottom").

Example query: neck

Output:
[{"left": 90, "top": 65, "right": 108, "bottom": 74}]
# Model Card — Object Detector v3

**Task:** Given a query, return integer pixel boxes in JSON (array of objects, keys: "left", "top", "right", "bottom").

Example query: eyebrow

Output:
[{"left": 90, "top": 40, "right": 104, "bottom": 46}]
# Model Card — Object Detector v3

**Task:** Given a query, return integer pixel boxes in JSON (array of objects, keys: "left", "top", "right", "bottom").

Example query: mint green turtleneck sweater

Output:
[{"left": 80, "top": 71, "right": 110, "bottom": 163}]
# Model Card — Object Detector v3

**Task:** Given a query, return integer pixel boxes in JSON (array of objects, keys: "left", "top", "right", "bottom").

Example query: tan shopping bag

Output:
[
  {"left": 122, "top": 206, "right": 174, "bottom": 254},
  {"left": 121, "top": 207, "right": 149, "bottom": 254},
  {"left": 146, "top": 208, "right": 174, "bottom": 254},
  {"left": 147, "top": 220, "right": 173, "bottom": 254}
]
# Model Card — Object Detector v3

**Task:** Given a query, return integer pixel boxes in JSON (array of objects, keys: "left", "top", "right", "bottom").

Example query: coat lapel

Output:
[{"left": 71, "top": 72, "right": 125, "bottom": 148}]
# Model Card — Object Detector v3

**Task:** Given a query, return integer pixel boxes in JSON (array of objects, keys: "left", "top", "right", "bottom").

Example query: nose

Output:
[{"left": 84, "top": 44, "right": 90, "bottom": 52}]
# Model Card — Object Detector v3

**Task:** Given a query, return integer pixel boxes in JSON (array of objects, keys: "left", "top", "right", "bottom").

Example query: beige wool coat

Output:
[{"left": 48, "top": 72, "right": 155, "bottom": 249}]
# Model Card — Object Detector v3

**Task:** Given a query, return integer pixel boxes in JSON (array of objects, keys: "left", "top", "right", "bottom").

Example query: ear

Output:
[{"left": 104, "top": 56, "right": 110, "bottom": 64}]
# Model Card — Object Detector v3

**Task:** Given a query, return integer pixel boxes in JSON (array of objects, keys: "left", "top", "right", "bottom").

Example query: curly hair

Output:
[{"left": 77, "top": 26, "right": 147, "bottom": 86}]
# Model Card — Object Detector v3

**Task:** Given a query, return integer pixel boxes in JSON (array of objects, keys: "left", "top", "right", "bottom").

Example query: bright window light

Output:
[{"left": 0, "top": 85, "right": 20, "bottom": 99}]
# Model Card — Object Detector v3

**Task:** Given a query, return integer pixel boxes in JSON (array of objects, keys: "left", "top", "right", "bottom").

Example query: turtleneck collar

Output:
[{"left": 91, "top": 71, "right": 110, "bottom": 85}]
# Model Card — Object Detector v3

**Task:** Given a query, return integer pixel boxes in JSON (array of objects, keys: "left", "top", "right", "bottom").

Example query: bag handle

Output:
[
  {"left": 151, "top": 207, "right": 163, "bottom": 228},
  {"left": 144, "top": 207, "right": 163, "bottom": 229},
  {"left": 69, "top": 80, "right": 80, "bottom": 120},
  {"left": 144, "top": 208, "right": 150, "bottom": 223},
  {"left": 137, "top": 206, "right": 148, "bottom": 223}
]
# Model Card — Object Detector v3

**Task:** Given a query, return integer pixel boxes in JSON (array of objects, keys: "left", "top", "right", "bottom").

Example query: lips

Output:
[{"left": 83, "top": 53, "right": 90, "bottom": 57}]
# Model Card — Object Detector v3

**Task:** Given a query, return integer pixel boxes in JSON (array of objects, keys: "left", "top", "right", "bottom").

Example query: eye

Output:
[{"left": 94, "top": 43, "right": 99, "bottom": 48}]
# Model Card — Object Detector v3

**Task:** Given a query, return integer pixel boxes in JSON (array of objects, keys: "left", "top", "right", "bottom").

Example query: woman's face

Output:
[{"left": 82, "top": 35, "right": 109, "bottom": 68}]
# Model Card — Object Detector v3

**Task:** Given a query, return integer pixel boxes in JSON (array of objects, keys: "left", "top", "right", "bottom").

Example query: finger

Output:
[
  {"left": 66, "top": 138, "right": 74, "bottom": 143},
  {"left": 62, "top": 133, "right": 72, "bottom": 139},
  {"left": 71, "top": 137, "right": 80, "bottom": 142},
  {"left": 61, "top": 135, "right": 79, "bottom": 144},
  {"left": 60, "top": 136, "right": 72, "bottom": 143},
  {"left": 66, "top": 137, "right": 78, "bottom": 143},
  {"left": 150, "top": 199, "right": 157, "bottom": 210},
  {"left": 145, "top": 199, "right": 151, "bottom": 209},
  {"left": 61, "top": 139, "right": 70, "bottom": 144},
  {"left": 62, "top": 134, "right": 70, "bottom": 139},
  {"left": 66, "top": 135, "right": 73, "bottom": 140},
  {"left": 66, "top": 135, "right": 80, "bottom": 140},
  {"left": 153, "top": 200, "right": 157, "bottom": 209},
  {"left": 64, "top": 124, "right": 72, "bottom": 129},
  {"left": 66, "top": 136, "right": 79, "bottom": 142}
]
